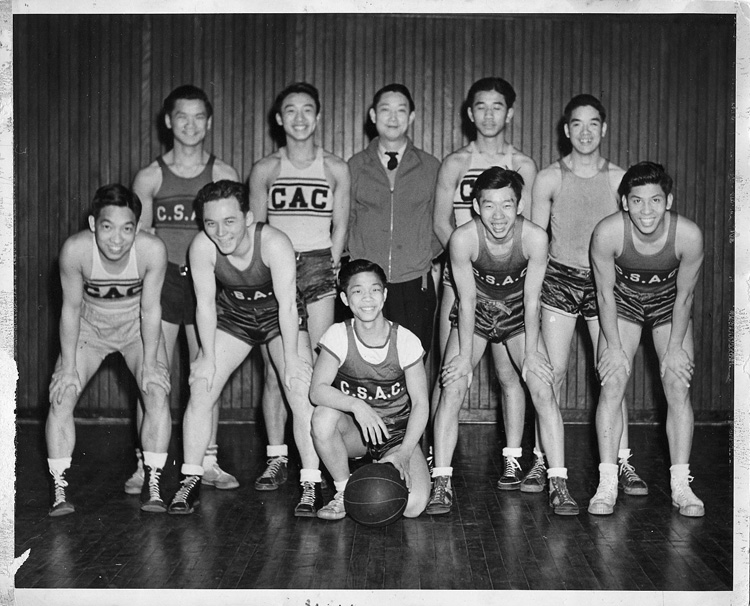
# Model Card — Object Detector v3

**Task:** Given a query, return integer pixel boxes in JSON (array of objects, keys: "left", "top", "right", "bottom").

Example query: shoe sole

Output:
[
  {"left": 167, "top": 499, "right": 200, "bottom": 515},
  {"left": 141, "top": 502, "right": 167, "bottom": 513},
  {"left": 552, "top": 507, "right": 580, "bottom": 516},
  {"left": 294, "top": 510, "right": 319, "bottom": 518},
  {"left": 124, "top": 485, "right": 143, "bottom": 495},
  {"left": 425, "top": 505, "right": 451, "bottom": 515},
  {"left": 201, "top": 479, "right": 240, "bottom": 490},
  {"left": 672, "top": 501, "right": 705, "bottom": 517},
  {"left": 520, "top": 483, "right": 545, "bottom": 494},
  {"left": 48, "top": 506, "right": 75, "bottom": 517},
  {"left": 317, "top": 512, "right": 346, "bottom": 520},
  {"left": 622, "top": 486, "right": 649, "bottom": 496},
  {"left": 496, "top": 482, "right": 521, "bottom": 491},
  {"left": 254, "top": 482, "right": 283, "bottom": 491},
  {"left": 587, "top": 503, "right": 615, "bottom": 515}
]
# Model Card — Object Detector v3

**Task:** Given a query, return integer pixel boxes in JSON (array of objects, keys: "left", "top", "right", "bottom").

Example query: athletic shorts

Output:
[
  {"left": 161, "top": 261, "right": 196, "bottom": 326},
  {"left": 449, "top": 293, "right": 525, "bottom": 344},
  {"left": 296, "top": 248, "right": 336, "bottom": 304},
  {"left": 77, "top": 301, "right": 142, "bottom": 364},
  {"left": 216, "top": 296, "right": 308, "bottom": 347},
  {"left": 367, "top": 414, "right": 408, "bottom": 461},
  {"left": 613, "top": 279, "right": 677, "bottom": 328},
  {"left": 541, "top": 258, "right": 598, "bottom": 320}
]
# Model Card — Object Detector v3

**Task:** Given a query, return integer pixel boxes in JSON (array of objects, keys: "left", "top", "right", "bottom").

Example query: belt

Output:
[{"left": 179, "top": 264, "right": 190, "bottom": 277}]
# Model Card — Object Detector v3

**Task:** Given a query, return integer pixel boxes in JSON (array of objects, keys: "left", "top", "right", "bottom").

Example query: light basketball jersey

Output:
[
  {"left": 267, "top": 147, "right": 333, "bottom": 252},
  {"left": 82, "top": 234, "right": 142, "bottom": 315},
  {"left": 453, "top": 141, "right": 515, "bottom": 227}
]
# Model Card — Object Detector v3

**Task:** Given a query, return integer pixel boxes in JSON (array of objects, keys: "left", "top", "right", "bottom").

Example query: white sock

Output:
[
  {"left": 203, "top": 445, "right": 218, "bottom": 467},
  {"left": 670, "top": 463, "right": 691, "bottom": 480},
  {"left": 432, "top": 466, "right": 453, "bottom": 478},
  {"left": 533, "top": 448, "right": 545, "bottom": 460},
  {"left": 267, "top": 444, "right": 288, "bottom": 458},
  {"left": 547, "top": 467, "right": 568, "bottom": 480},
  {"left": 143, "top": 451, "right": 168, "bottom": 469},
  {"left": 503, "top": 447, "right": 522, "bottom": 458},
  {"left": 599, "top": 462, "right": 618, "bottom": 477},
  {"left": 47, "top": 457, "right": 72, "bottom": 474},
  {"left": 334, "top": 479, "right": 349, "bottom": 493},
  {"left": 181, "top": 464, "right": 204, "bottom": 477},
  {"left": 618, "top": 448, "right": 631, "bottom": 461},
  {"left": 300, "top": 468, "right": 322, "bottom": 484}
]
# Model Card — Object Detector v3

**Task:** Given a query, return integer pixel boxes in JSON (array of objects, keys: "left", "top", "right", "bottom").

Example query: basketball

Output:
[{"left": 344, "top": 463, "right": 409, "bottom": 527}]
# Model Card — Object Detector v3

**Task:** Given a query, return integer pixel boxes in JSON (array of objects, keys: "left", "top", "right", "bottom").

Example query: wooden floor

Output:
[{"left": 14, "top": 420, "right": 732, "bottom": 591}]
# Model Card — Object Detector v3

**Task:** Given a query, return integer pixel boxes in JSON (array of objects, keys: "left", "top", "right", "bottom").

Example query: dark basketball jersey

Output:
[{"left": 472, "top": 216, "right": 527, "bottom": 299}]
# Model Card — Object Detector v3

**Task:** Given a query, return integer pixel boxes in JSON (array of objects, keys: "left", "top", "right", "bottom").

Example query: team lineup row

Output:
[{"left": 44, "top": 78, "right": 704, "bottom": 522}]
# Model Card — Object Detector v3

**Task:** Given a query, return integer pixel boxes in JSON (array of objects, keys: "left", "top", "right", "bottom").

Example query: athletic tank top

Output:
[
  {"left": 453, "top": 141, "right": 516, "bottom": 227},
  {"left": 82, "top": 234, "right": 142, "bottom": 314},
  {"left": 615, "top": 211, "right": 680, "bottom": 292},
  {"left": 472, "top": 216, "right": 527, "bottom": 299},
  {"left": 333, "top": 320, "right": 411, "bottom": 422},
  {"left": 214, "top": 223, "right": 278, "bottom": 312},
  {"left": 267, "top": 147, "right": 333, "bottom": 252},
  {"left": 549, "top": 159, "right": 618, "bottom": 269},
  {"left": 153, "top": 154, "right": 215, "bottom": 265}
]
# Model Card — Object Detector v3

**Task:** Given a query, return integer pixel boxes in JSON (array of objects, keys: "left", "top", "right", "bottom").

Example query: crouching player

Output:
[
  {"left": 46, "top": 184, "right": 171, "bottom": 516},
  {"left": 589, "top": 161, "right": 704, "bottom": 517},
  {"left": 428, "top": 167, "right": 578, "bottom": 516},
  {"left": 309, "top": 259, "right": 431, "bottom": 520}
]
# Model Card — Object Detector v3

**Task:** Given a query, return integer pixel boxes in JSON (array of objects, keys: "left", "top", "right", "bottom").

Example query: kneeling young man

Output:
[
  {"left": 46, "top": 184, "right": 171, "bottom": 516},
  {"left": 428, "top": 167, "right": 578, "bottom": 516},
  {"left": 309, "top": 259, "right": 431, "bottom": 520},
  {"left": 168, "top": 180, "right": 322, "bottom": 516},
  {"left": 589, "top": 161, "right": 704, "bottom": 517}
]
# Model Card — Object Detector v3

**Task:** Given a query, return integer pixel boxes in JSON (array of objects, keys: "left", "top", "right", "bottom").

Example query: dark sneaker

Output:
[
  {"left": 124, "top": 448, "right": 144, "bottom": 494},
  {"left": 201, "top": 462, "right": 239, "bottom": 490},
  {"left": 426, "top": 475, "right": 453, "bottom": 515},
  {"left": 618, "top": 458, "right": 649, "bottom": 496},
  {"left": 140, "top": 466, "right": 167, "bottom": 513},
  {"left": 254, "top": 455, "right": 289, "bottom": 491},
  {"left": 548, "top": 477, "right": 579, "bottom": 516},
  {"left": 168, "top": 475, "right": 201, "bottom": 515},
  {"left": 317, "top": 490, "right": 346, "bottom": 520},
  {"left": 496, "top": 455, "right": 522, "bottom": 490},
  {"left": 49, "top": 469, "right": 75, "bottom": 517},
  {"left": 520, "top": 456, "right": 547, "bottom": 493},
  {"left": 294, "top": 481, "right": 323, "bottom": 517}
]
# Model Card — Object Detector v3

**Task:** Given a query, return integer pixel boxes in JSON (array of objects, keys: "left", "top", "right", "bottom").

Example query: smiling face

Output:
[
  {"left": 201, "top": 196, "right": 252, "bottom": 256},
  {"left": 276, "top": 92, "right": 320, "bottom": 142},
  {"left": 369, "top": 91, "right": 415, "bottom": 144},
  {"left": 622, "top": 183, "right": 673, "bottom": 237},
  {"left": 89, "top": 205, "right": 138, "bottom": 263},
  {"left": 473, "top": 186, "right": 521, "bottom": 242},
  {"left": 564, "top": 104, "right": 606, "bottom": 155},
  {"left": 341, "top": 270, "right": 387, "bottom": 323},
  {"left": 165, "top": 98, "right": 211, "bottom": 147},
  {"left": 468, "top": 89, "right": 513, "bottom": 138}
]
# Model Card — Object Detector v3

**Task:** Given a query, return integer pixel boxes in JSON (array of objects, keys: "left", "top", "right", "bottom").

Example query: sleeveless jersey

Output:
[
  {"left": 267, "top": 147, "right": 333, "bottom": 252},
  {"left": 82, "top": 234, "right": 142, "bottom": 315},
  {"left": 472, "top": 216, "right": 527, "bottom": 299},
  {"left": 333, "top": 320, "right": 411, "bottom": 423},
  {"left": 453, "top": 141, "right": 516, "bottom": 227},
  {"left": 214, "top": 223, "right": 278, "bottom": 312},
  {"left": 549, "top": 159, "right": 618, "bottom": 269},
  {"left": 152, "top": 154, "right": 215, "bottom": 265},
  {"left": 615, "top": 211, "right": 680, "bottom": 292}
]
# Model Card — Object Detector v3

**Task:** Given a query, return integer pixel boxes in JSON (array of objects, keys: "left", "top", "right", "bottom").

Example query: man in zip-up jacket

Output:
[{"left": 348, "top": 83, "right": 442, "bottom": 355}]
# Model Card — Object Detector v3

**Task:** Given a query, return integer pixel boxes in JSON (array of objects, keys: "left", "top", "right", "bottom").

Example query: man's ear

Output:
[
  {"left": 408, "top": 111, "right": 416, "bottom": 127},
  {"left": 340, "top": 291, "right": 349, "bottom": 308},
  {"left": 621, "top": 196, "right": 629, "bottom": 211},
  {"left": 506, "top": 107, "right": 514, "bottom": 124},
  {"left": 516, "top": 199, "right": 524, "bottom": 216},
  {"left": 666, "top": 193, "right": 674, "bottom": 210},
  {"left": 88, "top": 216, "right": 96, "bottom": 232},
  {"left": 245, "top": 210, "right": 255, "bottom": 226},
  {"left": 368, "top": 107, "right": 377, "bottom": 125}
]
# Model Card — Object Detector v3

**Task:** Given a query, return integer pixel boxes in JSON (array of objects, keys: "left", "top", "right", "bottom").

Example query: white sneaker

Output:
[
  {"left": 671, "top": 475, "right": 705, "bottom": 517},
  {"left": 588, "top": 473, "right": 618, "bottom": 515},
  {"left": 201, "top": 462, "right": 240, "bottom": 490},
  {"left": 317, "top": 491, "right": 346, "bottom": 520},
  {"left": 124, "top": 450, "right": 144, "bottom": 495}
]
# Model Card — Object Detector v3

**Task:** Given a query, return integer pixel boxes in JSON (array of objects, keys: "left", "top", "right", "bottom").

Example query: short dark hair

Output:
[
  {"left": 274, "top": 82, "right": 321, "bottom": 116},
  {"left": 467, "top": 77, "right": 517, "bottom": 109},
  {"left": 472, "top": 167, "right": 524, "bottom": 203},
  {"left": 163, "top": 85, "right": 213, "bottom": 120},
  {"left": 563, "top": 94, "right": 607, "bottom": 124},
  {"left": 193, "top": 180, "right": 249, "bottom": 223},
  {"left": 91, "top": 184, "right": 142, "bottom": 222},
  {"left": 618, "top": 161, "right": 674, "bottom": 199},
  {"left": 338, "top": 259, "right": 388, "bottom": 293},
  {"left": 371, "top": 83, "right": 415, "bottom": 113}
]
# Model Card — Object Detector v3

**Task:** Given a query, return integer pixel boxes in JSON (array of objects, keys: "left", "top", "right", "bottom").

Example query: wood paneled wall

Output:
[{"left": 15, "top": 13, "right": 734, "bottom": 422}]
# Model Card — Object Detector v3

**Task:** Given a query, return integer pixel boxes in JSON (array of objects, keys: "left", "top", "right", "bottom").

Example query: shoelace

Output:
[
  {"left": 298, "top": 481, "right": 316, "bottom": 506},
  {"left": 148, "top": 468, "right": 162, "bottom": 501},
  {"left": 260, "top": 456, "right": 287, "bottom": 479},
  {"left": 174, "top": 475, "right": 199, "bottom": 503},
  {"left": 325, "top": 491, "right": 345, "bottom": 511},
  {"left": 503, "top": 456, "right": 521, "bottom": 477},
  {"left": 618, "top": 457, "right": 642, "bottom": 482},
  {"left": 551, "top": 478, "right": 574, "bottom": 503},
  {"left": 52, "top": 474, "right": 68, "bottom": 506},
  {"left": 525, "top": 459, "right": 546, "bottom": 481},
  {"left": 598, "top": 474, "right": 618, "bottom": 497},
  {"left": 432, "top": 477, "right": 448, "bottom": 501},
  {"left": 673, "top": 475, "right": 697, "bottom": 499}
]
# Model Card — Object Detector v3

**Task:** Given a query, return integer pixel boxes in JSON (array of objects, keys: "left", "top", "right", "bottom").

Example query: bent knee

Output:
[{"left": 311, "top": 406, "right": 342, "bottom": 439}]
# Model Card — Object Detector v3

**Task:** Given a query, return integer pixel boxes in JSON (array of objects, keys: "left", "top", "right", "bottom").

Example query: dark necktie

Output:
[{"left": 386, "top": 151, "right": 399, "bottom": 170}]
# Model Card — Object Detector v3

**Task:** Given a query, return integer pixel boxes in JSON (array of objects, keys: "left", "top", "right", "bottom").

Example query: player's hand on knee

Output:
[
  {"left": 353, "top": 401, "right": 390, "bottom": 445},
  {"left": 441, "top": 354, "right": 472, "bottom": 387},
  {"left": 522, "top": 351, "right": 554, "bottom": 385},
  {"left": 379, "top": 448, "right": 411, "bottom": 489},
  {"left": 660, "top": 347, "right": 694, "bottom": 387},
  {"left": 140, "top": 362, "right": 171, "bottom": 396},
  {"left": 283, "top": 353, "right": 313, "bottom": 391},
  {"left": 49, "top": 368, "right": 82, "bottom": 405},
  {"left": 189, "top": 353, "right": 215, "bottom": 392},
  {"left": 597, "top": 347, "right": 630, "bottom": 386}
]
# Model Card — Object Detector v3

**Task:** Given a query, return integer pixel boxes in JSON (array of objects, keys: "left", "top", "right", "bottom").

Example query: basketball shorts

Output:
[
  {"left": 540, "top": 258, "right": 598, "bottom": 319},
  {"left": 77, "top": 301, "right": 142, "bottom": 364},
  {"left": 296, "top": 248, "right": 337, "bottom": 304},
  {"left": 449, "top": 293, "right": 525, "bottom": 344},
  {"left": 367, "top": 414, "right": 408, "bottom": 461},
  {"left": 216, "top": 296, "right": 308, "bottom": 347},
  {"left": 613, "top": 279, "right": 677, "bottom": 328},
  {"left": 161, "top": 261, "right": 197, "bottom": 326}
]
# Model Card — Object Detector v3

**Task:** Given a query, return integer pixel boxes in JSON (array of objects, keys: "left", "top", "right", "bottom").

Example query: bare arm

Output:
[
  {"left": 248, "top": 158, "right": 275, "bottom": 223},
  {"left": 515, "top": 155, "right": 538, "bottom": 221},
  {"left": 327, "top": 157, "right": 351, "bottom": 266},
  {"left": 433, "top": 155, "right": 462, "bottom": 248},
  {"left": 530, "top": 165, "right": 557, "bottom": 230},
  {"left": 131, "top": 164, "right": 161, "bottom": 234},
  {"left": 213, "top": 159, "right": 240, "bottom": 183},
  {"left": 188, "top": 232, "right": 219, "bottom": 391}
]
